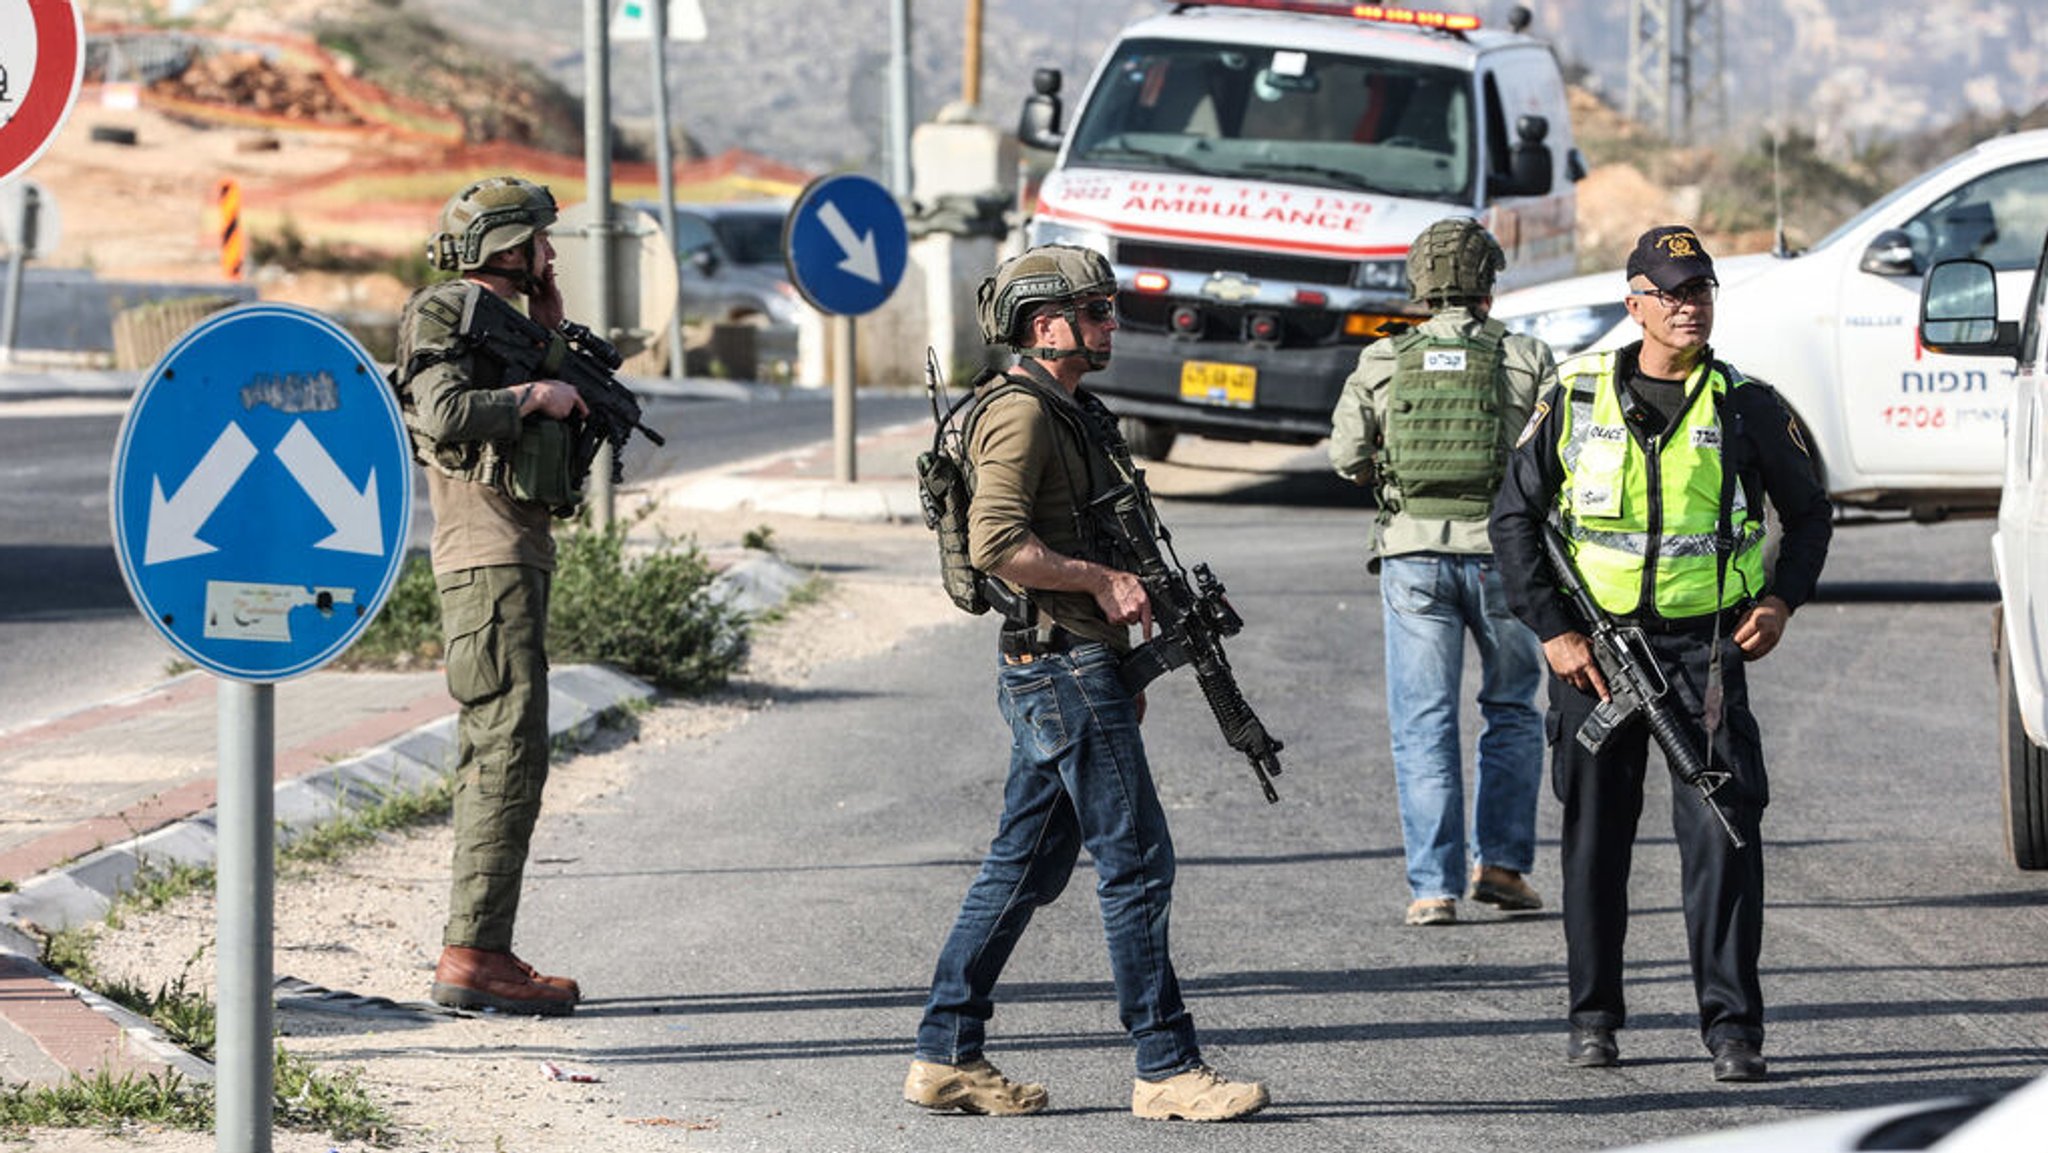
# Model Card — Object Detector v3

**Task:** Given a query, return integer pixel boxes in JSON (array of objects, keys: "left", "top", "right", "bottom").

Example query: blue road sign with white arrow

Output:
[
  {"left": 783, "top": 173, "right": 908, "bottom": 317},
  {"left": 110, "top": 304, "right": 413, "bottom": 683}
]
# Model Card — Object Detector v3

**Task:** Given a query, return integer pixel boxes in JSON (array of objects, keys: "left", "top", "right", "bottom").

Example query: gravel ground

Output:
[{"left": 17, "top": 511, "right": 957, "bottom": 1152}]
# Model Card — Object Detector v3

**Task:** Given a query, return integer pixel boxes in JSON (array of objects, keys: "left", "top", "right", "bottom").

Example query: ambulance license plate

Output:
[{"left": 1180, "top": 360, "right": 1257, "bottom": 408}]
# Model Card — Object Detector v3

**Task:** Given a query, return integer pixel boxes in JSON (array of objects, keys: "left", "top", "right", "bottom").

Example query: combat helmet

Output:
[
  {"left": 428, "top": 176, "right": 558, "bottom": 273},
  {"left": 1406, "top": 217, "right": 1505, "bottom": 306},
  {"left": 977, "top": 244, "right": 1116, "bottom": 365}
]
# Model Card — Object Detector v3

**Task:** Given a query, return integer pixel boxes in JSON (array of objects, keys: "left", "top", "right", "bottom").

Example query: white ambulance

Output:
[{"left": 1016, "top": 0, "right": 1583, "bottom": 458}]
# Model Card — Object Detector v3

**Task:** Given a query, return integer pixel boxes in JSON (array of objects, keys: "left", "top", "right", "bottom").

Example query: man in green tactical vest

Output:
[
  {"left": 1329, "top": 217, "right": 1558, "bottom": 929},
  {"left": 1488, "top": 225, "right": 1833, "bottom": 1082}
]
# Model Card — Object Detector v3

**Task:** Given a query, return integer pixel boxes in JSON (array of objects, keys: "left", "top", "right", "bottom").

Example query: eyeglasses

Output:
[
  {"left": 1077, "top": 298, "right": 1117, "bottom": 322},
  {"left": 1631, "top": 281, "right": 1717, "bottom": 309}
]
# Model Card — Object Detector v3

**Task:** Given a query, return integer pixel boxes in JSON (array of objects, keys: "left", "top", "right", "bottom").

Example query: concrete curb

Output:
[{"left": 0, "top": 663, "right": 657, "bottom": 1087}]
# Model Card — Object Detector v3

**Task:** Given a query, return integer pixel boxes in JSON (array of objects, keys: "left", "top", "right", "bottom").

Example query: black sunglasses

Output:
[{"left": 1077, "top": 298, "right": 1117, "bottom": 322}]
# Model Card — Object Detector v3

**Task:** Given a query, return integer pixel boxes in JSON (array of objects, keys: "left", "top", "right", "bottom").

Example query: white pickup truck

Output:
[
  {"left": 1495, "top": 129, "right": 2048, "bottom": 523},
  {"left": 1919, "top": 234, "right": 2048, "bottom": 870}
]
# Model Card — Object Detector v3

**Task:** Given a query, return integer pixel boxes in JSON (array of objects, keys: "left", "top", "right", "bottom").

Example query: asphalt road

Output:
[
  {"left": 0, "top": 386, "right": 928, "bottom": 730},
  {"left": 448, "top": 461, "right": 2048, "bottom": 1153}
]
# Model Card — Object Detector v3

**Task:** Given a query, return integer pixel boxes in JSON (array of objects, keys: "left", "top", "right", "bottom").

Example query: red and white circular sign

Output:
[{"left": 0, "top": 0, "right": 85, "bottom": 187}]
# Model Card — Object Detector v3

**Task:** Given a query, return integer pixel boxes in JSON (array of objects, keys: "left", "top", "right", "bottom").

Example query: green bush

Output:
[
  {"left": 548, "top": 520, "right": 751, "bottom": 694},
  {"left": 347, "top": 523, "right": 751, "bottom": 695},
  {"left": 336, "top": 550, "right": 442, "bottom": 670}
]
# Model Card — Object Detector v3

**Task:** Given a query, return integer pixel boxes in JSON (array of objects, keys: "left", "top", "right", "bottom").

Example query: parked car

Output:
[
  {"left": 631, "top": 199, "right": 802, "bottom": 373},
  {"left": 1918, "top": 227, "right": 2048, "bottom": 871},
  {"left": 1602, "top": 1070, "right": 2048, "bottom": 1151},
  {"left": 1494, "top": 129, "right": 2048, "bottom": 523}
]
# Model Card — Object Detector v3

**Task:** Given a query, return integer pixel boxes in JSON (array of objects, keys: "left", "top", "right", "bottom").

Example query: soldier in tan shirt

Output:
[{"left": 905, "top": 246, "right": 1268, "bottom": 1123}]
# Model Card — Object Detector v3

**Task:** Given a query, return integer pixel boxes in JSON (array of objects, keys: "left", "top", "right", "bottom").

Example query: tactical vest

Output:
[
  {"left": 1555, "top": 351, "right": 1768, "bottom": 618},
  {"left": 1377, "top": 324, "right": 1507, "bottom": 519},
  {"left": 391, "top": 281, "right": 508, "bottom": 484},
  {"left": 917, "top": 366, "right": 1124, "bottom": 617},
  {"left": 390, "top": 280, "right": 577, "bottom": 511}
]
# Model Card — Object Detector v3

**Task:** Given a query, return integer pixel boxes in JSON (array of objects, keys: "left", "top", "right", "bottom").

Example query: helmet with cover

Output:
[
  {"left": 428, "top": 176, "right": 559, "bottom": 273},
  {"left": 1406, "top": 217, "right": 1505, "bottom": 306},
  {"left": 976, "top": 244, "right": 1116, "bottom": 349}
]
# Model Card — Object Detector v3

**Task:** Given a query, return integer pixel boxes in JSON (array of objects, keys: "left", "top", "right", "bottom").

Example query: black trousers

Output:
[{"left": 1548, "top": 627, "right": 1768, "bottom": 1051}]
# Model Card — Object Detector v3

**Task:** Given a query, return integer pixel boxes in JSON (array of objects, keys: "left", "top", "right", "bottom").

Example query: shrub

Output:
[
  {"left": 547, "top": 520, "right": 751, "bottom": 694},
  {"left": 347, "top": 522, "right": 751, "bottom": 695},
  {"left": 335, "top": 550, "right": 442, "bottom": 670}
]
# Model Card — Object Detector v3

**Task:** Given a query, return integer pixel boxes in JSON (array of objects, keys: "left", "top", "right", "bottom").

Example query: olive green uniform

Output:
[
  {"left": 394, "top": 279, "right": 567, "bottom": 954},
  {"left": 1327, "top": 306, "right": 1557, "bottom": 567}
]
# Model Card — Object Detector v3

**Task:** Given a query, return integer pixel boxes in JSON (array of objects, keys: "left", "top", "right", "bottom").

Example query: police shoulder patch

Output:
[
  {"left": 1515, "top": 399, "right": 1549, "bottom": 447},
  {"left": 1788, "top": 415, "right": 1811, "bottom": 457}
]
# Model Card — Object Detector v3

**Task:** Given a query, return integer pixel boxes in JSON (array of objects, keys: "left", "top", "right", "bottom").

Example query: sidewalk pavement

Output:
[{"left": 0, "top": 374, "right": 936, "bottom": 1089}]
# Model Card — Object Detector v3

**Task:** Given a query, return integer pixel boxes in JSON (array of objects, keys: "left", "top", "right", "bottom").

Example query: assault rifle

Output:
[
  {"left": 1093, "top": 479, "right": 1285, "bottom": 804},
  {"left": 1541, "top": 520, "right": 1745, "bottom": 848},
  {"left": 462, "top": 288, "right": 666, "bottom": 487}
]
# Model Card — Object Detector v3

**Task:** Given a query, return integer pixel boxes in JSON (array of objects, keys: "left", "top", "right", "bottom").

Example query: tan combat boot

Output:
[
  {"left": 1470, "top": 865, "right": 1544, "bottom": 911},
  {"left": 903, "top": 1058, "right": 1048, "bottom": 1115},
  {"left": 1131, "top": 1064, "right": 1269, "bottom": 1121}
]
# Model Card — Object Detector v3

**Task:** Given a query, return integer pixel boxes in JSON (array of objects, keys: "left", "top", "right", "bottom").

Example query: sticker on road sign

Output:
[{"left": 110, "top": 304, "right": 413, "bottom": 683}]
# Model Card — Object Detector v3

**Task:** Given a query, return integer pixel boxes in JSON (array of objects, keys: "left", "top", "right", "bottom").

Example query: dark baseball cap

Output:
[{"left": 1626, "top": 225, "right": 1717, "bottom": 290}]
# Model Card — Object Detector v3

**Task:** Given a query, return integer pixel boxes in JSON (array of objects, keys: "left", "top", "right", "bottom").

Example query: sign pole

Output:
[
  {"left": 215, "top": 679, "right": 275, "bottom": 1153},
  {"left": 0, "top": 185, "right": 35, "bottom": 366},
  {"left": 649, "top": 0, "right": 686, "bottom": 384},
  {"left": 833, "top": 317, "right": 857, "bottom": 482}
]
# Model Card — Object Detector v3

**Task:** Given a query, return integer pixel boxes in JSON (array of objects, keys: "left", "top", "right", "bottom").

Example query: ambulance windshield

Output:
[{"left": 1067, "top": 38, "right": 1474, "bottom": 203}]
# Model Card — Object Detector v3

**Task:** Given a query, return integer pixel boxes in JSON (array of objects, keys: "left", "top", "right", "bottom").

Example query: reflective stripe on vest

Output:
[{"left": 1555, "top": 352, "right": 1767, "bottom": 617}]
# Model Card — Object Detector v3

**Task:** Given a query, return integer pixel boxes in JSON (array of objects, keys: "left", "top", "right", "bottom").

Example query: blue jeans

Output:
[
  {"left": 915, "top": 643, "right": 1201, "bottom": 1078},
  {"left": 1380, "top": 553, "right": 1545, "bottom": 902}
]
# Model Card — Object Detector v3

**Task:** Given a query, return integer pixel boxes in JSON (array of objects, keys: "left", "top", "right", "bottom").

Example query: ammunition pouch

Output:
[{"left": 505, "top": 418, "right": 582, "bottom": 515}]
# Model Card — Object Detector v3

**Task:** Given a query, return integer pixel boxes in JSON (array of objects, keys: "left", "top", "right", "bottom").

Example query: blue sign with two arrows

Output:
[{"left": 110, "top": 304, "right": 413, "bottom": 683}]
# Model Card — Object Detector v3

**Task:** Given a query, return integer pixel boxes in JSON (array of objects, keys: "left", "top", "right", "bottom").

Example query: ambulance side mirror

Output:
[{"left": 1019, "top": 68, "right": 1066, "bottom": 152}]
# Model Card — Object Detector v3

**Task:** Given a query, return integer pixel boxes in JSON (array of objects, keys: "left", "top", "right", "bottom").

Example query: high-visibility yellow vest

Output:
[{"left": 1555, "top": 351, "right": 1767, "bottom": 617}]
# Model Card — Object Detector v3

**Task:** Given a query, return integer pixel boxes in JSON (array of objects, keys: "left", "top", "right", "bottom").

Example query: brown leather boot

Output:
[
  {"left": 508, "top": 953, "right": 582, "bottom": 1001},
  {"left": 431, "top": 946, "right": 576, "bottom": 1016}
]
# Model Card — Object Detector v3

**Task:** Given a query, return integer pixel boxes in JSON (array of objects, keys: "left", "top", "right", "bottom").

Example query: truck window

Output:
[
  {"left": 1065, "top": 37, "right": 1473, "bottom": 203},
  {"left": 1901, "top": 160, "right": 2048, "bottom": 273}
]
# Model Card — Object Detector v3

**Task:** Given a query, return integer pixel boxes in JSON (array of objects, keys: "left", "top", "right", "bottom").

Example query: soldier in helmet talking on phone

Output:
[
  {"left": 903, "top": 245, "right": 1268, "bottom": 1123},
  {"left": 390, "top": 176, "right": 589, "bottom": 1017}
]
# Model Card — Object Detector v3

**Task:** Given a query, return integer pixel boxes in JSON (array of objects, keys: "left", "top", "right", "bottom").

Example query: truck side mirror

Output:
[
  {"left": 1918, "top": 258, "right": 2019, "bottom": 357},
  {"left": 1859, "top": 228, "right": 1920, "bottom": 277},
  {"left": 1490, "top": 114, "right": 1553, "bottom": 198},
  {"left": 1019, "top": 68, "right": 1065, "bottom": 152}
]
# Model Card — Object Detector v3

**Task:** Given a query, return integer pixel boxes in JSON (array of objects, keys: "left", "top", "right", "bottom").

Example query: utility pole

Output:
[
  {"left": 583, "top": 0, "right": 616, "bottom": 528},
  {"left": 964, "top": 0, "right": 984, "bottom": 108},
  {"left": 887, "top": 0, "right": 912, "bottom": 196},
  {"left": 1625, "top": 0, "right": 1725, "bottom": 139}
]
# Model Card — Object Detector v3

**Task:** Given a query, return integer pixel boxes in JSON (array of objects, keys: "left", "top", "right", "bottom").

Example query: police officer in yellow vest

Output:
[{"left": 1488, "top": 226, "right": 1832, "bottom": 1083}]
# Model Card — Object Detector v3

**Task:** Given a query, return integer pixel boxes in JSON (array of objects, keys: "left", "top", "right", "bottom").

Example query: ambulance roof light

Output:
[{"left": 1173, "top": 1, "right": 1482, "bottom": 33}]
